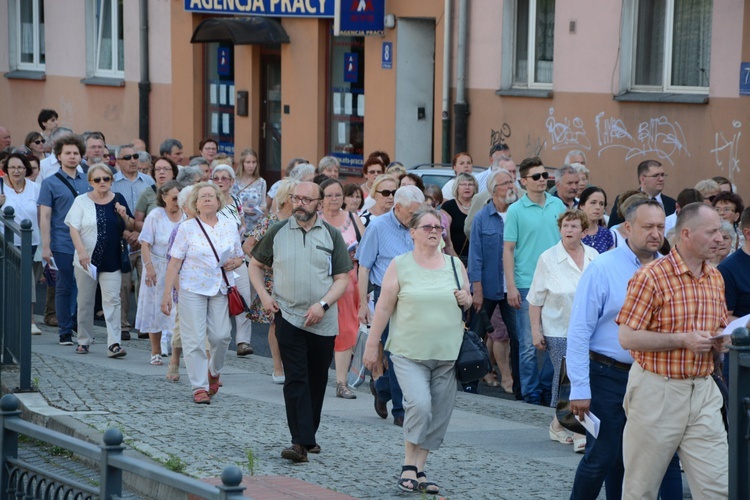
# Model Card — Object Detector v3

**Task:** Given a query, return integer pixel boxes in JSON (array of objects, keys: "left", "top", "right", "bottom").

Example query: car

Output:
[{"left": 406, "top": 163, "right": 487, "bottom": 189}]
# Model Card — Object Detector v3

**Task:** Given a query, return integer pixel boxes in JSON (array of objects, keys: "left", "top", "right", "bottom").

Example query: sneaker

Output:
[
  {"left": 108, "top": 344, "right": 127, "bottom": 358},
  {"left": 281, "top": 444, "right": 308, "bottom": 463},
  {"left": 31, "top": 324, "right": 42, "bottom": 335},
  {"left": 59, "top": 334, "right": 74, "bottom": 346}
]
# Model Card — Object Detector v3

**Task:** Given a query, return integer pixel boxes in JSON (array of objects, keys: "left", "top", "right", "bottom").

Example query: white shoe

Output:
[
  {"left": 272, "top": 373, "right": 285, "bottom": 384},
  {"left": 31, "top": 324, "right": 42, "bottom": 335}
]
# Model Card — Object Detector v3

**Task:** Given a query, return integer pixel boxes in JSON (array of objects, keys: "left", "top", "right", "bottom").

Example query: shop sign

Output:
[
  {"left": 344, "top": 53, "right": 359, "bottom": 83},
  {"left": 381, "top": 42, "right": 392, "bottom": 69},
  {"left": 184, "top": 0, "right": 334, "bottom": 18},
  {"left": 333, "top": 0, "right": 385, "bottom": 36},
  {"left": 217, "top": 48, "right": 231, "bottom": 76},
  {"left": 741, "top": 62, "right": 750, "bottom": 96}
]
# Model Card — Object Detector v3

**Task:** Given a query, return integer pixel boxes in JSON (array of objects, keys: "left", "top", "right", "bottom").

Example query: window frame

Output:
[
  {"left": 8, "top": 0, "right": 46, "bottom": 72},
  {"left": 86, "top": 0, "right": 125, "bottom": 80}
]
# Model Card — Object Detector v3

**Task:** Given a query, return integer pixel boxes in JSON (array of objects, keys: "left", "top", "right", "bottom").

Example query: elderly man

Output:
[
  {"left": 618, "top": 203, "right": 729, "bottom": 499},
  {"left": 159, "top": 138, "right": 184, "bottom": 166},
  {"left": 356, "top": 186, "right": 425, "bottom": 426},
  {"left": 469, "top": 169, "right": 519, "bottom": 396},
  {"left": 249, "top": 181, "right": 352, "bottom": 463},
  {"left": 608, "top": 160, "right": 676, "bottom": 227},
  {"left": 112, "top": 144, "right": 155, "bottom": 338},
  {"left": 503, "top": 157, "right": 566, "bottom": 405},
  {"left": 553, "top": 165, "right": 580, "bottom": 209},
  {"left": 0, "top": 126, "right": 11, "bottom": 150},
  {"left": 568, "top": 198, "right": 681, "bottom": 499},
  {"left": 464, "top": 156, "right": 519, "bottom": 238}
]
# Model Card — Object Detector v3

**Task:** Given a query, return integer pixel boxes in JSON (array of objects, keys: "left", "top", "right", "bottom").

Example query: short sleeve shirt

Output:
[{"left": 38, "top": 171, "right": 93, "bottom": 254}]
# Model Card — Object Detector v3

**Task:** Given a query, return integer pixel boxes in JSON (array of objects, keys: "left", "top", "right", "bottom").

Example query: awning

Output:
[{"left": 190, "top": 17, "right": 290, "bottom": 45}]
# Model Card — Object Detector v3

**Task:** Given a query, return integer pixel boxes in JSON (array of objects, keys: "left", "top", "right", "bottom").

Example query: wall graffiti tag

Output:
[
  {"left": 545, "top": 107, "right": 591, "bottom": 151},
  {"left": 490, "top": 123, "right": 512, "bottom": 148},
  {"left": 594, "top": 112, "right": 690, "bottom": 165},
  {"left": 711, "top": 121, "right": 741, "bottom": 184}
]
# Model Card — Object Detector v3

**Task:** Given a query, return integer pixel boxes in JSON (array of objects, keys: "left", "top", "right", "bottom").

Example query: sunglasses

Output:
[
  {"left": 376, "top": 189, "right": 397, "bottom": 197},
  {"left": 524, "top": 172, "right": 550, "bottom": 181},
  {"left": 118, "top": 154, "right": 138, "bottom": 161},
  {"left": 92, "top": 176, "right": 112, "bottom": 183},
  {"left": 416, "top": 224, "right": 444, "bottom": 233},
  {"left": 33, "top": 139, "right": 46, "bottom": 145}
]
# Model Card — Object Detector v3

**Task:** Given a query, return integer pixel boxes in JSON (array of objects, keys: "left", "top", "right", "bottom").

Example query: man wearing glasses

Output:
[
  {"left": 608, "top": 160, "right": 676, "bottom": 227},
  {"left": 112, "top": 144, "right": 155, "bottom": 338},
  {"left": 249, "top": 182, "right": 352, "bottom": 463},
  {"left": 503, "top": 157, "right": 566, "bottom": 405}
]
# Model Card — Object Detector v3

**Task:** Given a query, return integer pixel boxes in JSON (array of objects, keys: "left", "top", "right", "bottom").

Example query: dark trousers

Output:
[
  {"left": 571, "top": 359, "right": 682, "bottom": 499},
  {"left": 481, "top": 297, "right": 521, "bottom": 397},
  {"left": 372, "top": 285, "right": 404, "bottom": 418},
  {"left": 53, "top": 251, "right": 77, "bottom": 337},
  {"left": 276, "top": 313, "right": 335, "bottom": 448}
]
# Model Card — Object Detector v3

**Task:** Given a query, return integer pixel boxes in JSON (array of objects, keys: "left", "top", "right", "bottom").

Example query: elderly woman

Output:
[
  {"left": 399, "top": 173, "right": 425, "bottom": 192},
  {"left": 136, "top": 180, "right": 185, "bottom": 365},
  {"left": 364, "top": 207, "right": 471, "bottom": 494},
  {"left": 1, "top": 153, "right": 42, "bottom": 334},
  {"left": 360, "top": 174, "right": 398, "bottom": 227},
  {"left": 161, "top": 183, "right": 243, "bottom": 404},
  {"left": 133, "top": 156, "right": 179, "bottom": 230},
  {"left": 579, "top": 187, "right": 614, "bottom": 253},
  {"left": 317, "top": 156, "right": 340, "bottom": 179},
  {"left": 66, "top": 164, "right": 135, "bottom": 357},
  {"left": 712, "top": 191, "right": 745, "bottom": 252},
  {"left": 243, "top": 179, "right": 298, "bottom": 383},
  {"left": 176, "top": 165, "right": 203, "bottom": 187},
  {"left": 213, "top": 163, "right": 254, "bottom": 356},
  {"left": 710, "top": 220, "right": 735, "bottom": 267},
  {"left": 528, "top": 209, "right": 599, "bottom": 452},
  {"left": 232, "top": 148, "right": 267, "bottom": 233},
  {"left": 694, "top": 179, "right": 721, "bottom": 203},
  {"left": 319, "top": 178, "right": 366, "bottom": 399},
  {"left": 441, "top": 172, "right": 478, "bottom": 266},
  {"left": 441, "top": 152, "right": 473, "bottom": 202}
]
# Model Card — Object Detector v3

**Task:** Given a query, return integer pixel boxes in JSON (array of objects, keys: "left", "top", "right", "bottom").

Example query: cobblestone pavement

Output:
[{"left": 4, "top": 320, "right": 622, "bottom": 499}]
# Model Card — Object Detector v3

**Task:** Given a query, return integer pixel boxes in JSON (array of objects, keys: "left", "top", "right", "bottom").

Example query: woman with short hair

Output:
[
  {"left": 441, "top": 172, "right": 478, "bottom": 265},
  {"left": 360, "top": 174, "right": 398, "bottom": 227}
]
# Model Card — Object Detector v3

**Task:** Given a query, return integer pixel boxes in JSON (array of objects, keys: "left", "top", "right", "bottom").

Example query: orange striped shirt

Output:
[{"left": 616, "top": 248, "right": 728, "bottom": 378}]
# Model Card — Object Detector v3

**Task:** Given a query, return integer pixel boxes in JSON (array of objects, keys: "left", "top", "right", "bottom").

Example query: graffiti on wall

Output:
[
  {"left": 594, "top": 112, "right": 690, "bottom": 165},
  {"left": 490, "top": 123, "right": 512, "bottom": 149},
  {"left": 545, "top": 108, "right": 592, "bottom": 151},
  {"left": 711, "top": 121, "right": 742, "bottom": 184}
]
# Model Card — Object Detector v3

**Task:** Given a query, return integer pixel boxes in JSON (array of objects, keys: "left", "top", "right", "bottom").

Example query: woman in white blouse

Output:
[
  {"left": 160, "top": 183, "right": 243, "bottom": 404},
  {"left": 527, "top": 209, "right": 598, "bottom": 453}
]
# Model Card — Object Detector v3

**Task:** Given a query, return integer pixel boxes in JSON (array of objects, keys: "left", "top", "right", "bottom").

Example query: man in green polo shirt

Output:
[{"left": 249, "top": 181, "right": 352, "bottom": 463}]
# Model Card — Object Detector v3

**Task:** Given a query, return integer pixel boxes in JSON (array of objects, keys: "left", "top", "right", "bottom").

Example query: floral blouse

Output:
[{"left": 232, "top": 177, "right": 267, "bottom": 233}]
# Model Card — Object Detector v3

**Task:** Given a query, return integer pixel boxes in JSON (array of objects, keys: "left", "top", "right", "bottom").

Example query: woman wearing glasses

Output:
[
  {"left": 133, "top": 157, "right": 180, "bottom": 230},
  {"left": 65, "top": 164, "right": 135, "bottom": 358},
  {"left": 319, "top": 178, "right": 366, "bottom": 399},
  {"left": 363, "top": 207, "right": 471, "bottom": 495},
  {"left": 441, "top": 172, "right": 478, "bottom": 266},
  {"left": 360, "top": 174, "right": 398, "bottom": 227},
  {"left": 24, "top": 132, "right": 47, "bottom": 161}
]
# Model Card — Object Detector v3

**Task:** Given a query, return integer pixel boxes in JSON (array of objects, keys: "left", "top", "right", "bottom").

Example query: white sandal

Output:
[{"left": 150, "top": 354, "right": 163, "bottom": 366}]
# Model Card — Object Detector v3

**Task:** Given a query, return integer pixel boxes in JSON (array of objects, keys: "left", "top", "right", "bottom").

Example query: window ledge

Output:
[
  {"left": 81, "top": 76, "right": 125, "bottom": 87},
  {"left": 496, "top": 88, "right": 553, "bottom": 99},
  {"left": 4, "top": 70, "right": 46, "bottom": 81},
  {"left": 614, "top": 92, "right": 708, "bottom": 104}
]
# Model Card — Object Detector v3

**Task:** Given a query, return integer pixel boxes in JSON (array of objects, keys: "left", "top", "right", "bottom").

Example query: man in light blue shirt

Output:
[
  {"left": 567, "top": 197, "right": 680, "bottom": 500},
  {"left": 355, "top": 186, "right": 424, "bottom": 426}
]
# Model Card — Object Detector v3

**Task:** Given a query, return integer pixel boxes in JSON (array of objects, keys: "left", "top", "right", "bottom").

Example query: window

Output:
[
  {"left": 631, "top": 0, "right": 712, "bottom": 92},
  {"left": 512, "top": 0, "right": 555, "bottom": 88},
  {"left": 90, "top": 0, "right": 124, "bottom": 77},
  {"left": 8, "top": 0, "right": 45, "bottom": 71}
]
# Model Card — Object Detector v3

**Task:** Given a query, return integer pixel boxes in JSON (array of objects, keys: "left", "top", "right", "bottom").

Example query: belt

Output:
[{"left": 589, "top": 351, "right": 632, "bottom": 372}]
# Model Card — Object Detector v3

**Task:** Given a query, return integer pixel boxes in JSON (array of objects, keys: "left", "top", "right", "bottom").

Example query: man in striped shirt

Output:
[{"left": 617, "top": 202, "right": 729, "bottom": 499}]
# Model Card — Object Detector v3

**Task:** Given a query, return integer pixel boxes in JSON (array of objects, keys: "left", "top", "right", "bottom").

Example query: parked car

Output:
[{"left": 407, "top": 163, "right": 487, "bottom": 189}]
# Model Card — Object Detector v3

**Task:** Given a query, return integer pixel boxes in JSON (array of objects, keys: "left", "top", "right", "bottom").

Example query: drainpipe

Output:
[
  {"left": 138, "top": 0, "right": 151, "bottom": 150},
  {"left": 453, "top": 0, "right": 468, "bottom": 155},
  {"left": 441, "top": 0, "right": 452, "bottom": 163}
]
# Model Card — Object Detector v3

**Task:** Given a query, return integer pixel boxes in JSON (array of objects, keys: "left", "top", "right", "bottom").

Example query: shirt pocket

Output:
[{"left": 316, "top": 245, "right": 334, "bottom": 276}]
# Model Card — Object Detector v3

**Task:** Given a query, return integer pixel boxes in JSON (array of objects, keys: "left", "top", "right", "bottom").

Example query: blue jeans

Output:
[
  {"left": 53, "top": 251, "right": 77, "bottom": 337},
  {"left": 570, "top": 359, "right": 682, "bottom": 499},
  {"left": 516, "top": 288, "right": 552, "bottom": 403},
  {"left": 372, "top": 285, "right": 404, "bottom": 419}
]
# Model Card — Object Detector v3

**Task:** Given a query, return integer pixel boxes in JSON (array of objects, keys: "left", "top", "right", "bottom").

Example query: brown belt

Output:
[{"left": 589, "top": 351, "right": 632, "bottom": 372}]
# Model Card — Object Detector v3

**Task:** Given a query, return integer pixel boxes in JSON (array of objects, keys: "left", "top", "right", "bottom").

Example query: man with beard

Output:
[{"left": 249, "top": 181, "right": 352, "bottom": 463}]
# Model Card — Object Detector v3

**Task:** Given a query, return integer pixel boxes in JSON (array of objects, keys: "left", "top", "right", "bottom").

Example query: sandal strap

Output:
[{"left": 401, "top": 465, "right": 418, "bottom": 473}]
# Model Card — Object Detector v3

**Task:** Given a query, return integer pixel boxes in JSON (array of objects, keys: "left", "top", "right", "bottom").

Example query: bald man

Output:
[{"left": 0, "top": 126, "right": 11, "bottom": 150}]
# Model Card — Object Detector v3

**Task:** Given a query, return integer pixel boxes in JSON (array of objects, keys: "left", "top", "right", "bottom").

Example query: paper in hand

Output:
[
  {"left": 719, "top": 314, "right": 750, "bottom": 338},
  {"left": 578, "top": 411, "right": 600, "bottom": 439}
]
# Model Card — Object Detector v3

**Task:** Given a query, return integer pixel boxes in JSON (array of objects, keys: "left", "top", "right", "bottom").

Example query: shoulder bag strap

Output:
[
  {"left": 449, "top": 256, "right": 468, "bottom": 324},
  {"left": 195, "top": 218, "right": 231, "bottom": 288},
  {"left": 54, "top": 171, "right": 79, "bottom": 198},
  {"left": 349, "top": 211, "right": 362, "bottom": 242}
]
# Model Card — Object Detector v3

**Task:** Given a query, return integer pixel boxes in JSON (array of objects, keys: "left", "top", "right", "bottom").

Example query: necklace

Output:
[
  {"left": 458, "top": 201, "right": 471, "bottom": 211},
  {"left": 13, "top": 182, "right": 25, "bottom": 194}
]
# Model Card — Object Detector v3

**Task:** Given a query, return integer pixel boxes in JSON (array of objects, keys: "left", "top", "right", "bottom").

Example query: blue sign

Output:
[
  {"left": 344, "top": 52, "right": 358, "bottom": 83},
  {"left": 217, "top": 48, "right": 231, "bottom": 76},
  {"left": 381, "top": 42, "right": 392, "bottom": 69},
  {"left": 335, "top": 0, "right": 385, "bottom": 36},
  {"left": 330, "top": 152, "right": 364, "bottom": 173},
  {"left": 184, "top": 0, "right": 333, "bottom": 18},
  {"left": 741, "top": 63, "right": 750, "bottom": 96}
]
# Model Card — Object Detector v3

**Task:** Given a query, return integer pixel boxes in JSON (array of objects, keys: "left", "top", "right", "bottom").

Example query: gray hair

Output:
[
  {"left": 285, "top": 157, "right": 308, "bottom": 175},
  {"left": 564, "top": 150, "right": 587, "bottom": 165},
  {"left": 452, "top": 172, "right": 478, "bottom": 200},
  {"left": 487, "top": 168, "right": 514, "bottom": 192},
  {"left": 188, "top": 157, "right": 209, "bottom": 168},
  {"left": 176, "top": 166, "right": 202, "bottom": 186},
  {"left": 177, "top": 185, "right": 195, "bottom": 209},
  {"left": 694, "top": 179, "right": 720, "bottom": 197},
  {"left": 159, "top": 138, "right": 183, "bottom": 156},
  {"left": 275, "top": 179, "right": 299, "bottom": 210},
  {"left": 289, "top": 163, "right": 316, "bottom": 181},
  {"left": 137, "top": 151, "right": 152, "bottom": 164},
  {"left": 570, "top": 162, "right": 589, "bottom": 175},
  {"left": 394, "top": 185, "right": 425, "bottom": 207},
  {"left": 50, "top": 127, "right": 74, "bottom": 148},
  {"left": 317, "top": 156, "right": 340, "bottom": 173},
  {"left": 211, "top": 164, "right": 235, "bottom": 180},
  {"left": 555, "top": 165, "right": 577, "bottom": 182},
  {"left": 115, "top": 143, "right": 135, "bottom": 158},
  {"left": 408, "top": 206, "right": 442, "bottom": 229},
  {"left": 719, "top": 220, "right": 734, "bottom": 238}
]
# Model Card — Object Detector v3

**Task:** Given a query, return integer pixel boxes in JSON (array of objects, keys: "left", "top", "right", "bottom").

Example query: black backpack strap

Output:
[
  {"left": 348, "top": 211, "right": 362, "bottom": 242},
  {"left": 54, "top": 171, "right": 79, "bottom": 198}
]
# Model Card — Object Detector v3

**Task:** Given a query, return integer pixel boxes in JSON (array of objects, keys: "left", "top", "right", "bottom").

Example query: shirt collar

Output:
[
  {"left": 388, "top": 209, "right": 409, "bottom": 230},
  {"left": 620, "top": 239, "right": 660, "bottom": 268},
  {"left": 669, "top": 246, "right": 710, "bottom": 278},
  {"left": 520, "top": 191, "right": 552, "bottom": 208},
  {"left": 114, "top": 171, "right": 148, "bottom": 183},
  {"left": 289, "top": 214, "right": 323, "bottom": 231}
]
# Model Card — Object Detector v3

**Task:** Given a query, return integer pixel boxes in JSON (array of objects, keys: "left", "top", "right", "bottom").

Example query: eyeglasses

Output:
[
  {"left": 154, "top": 167, "right": 172, "bottom": 173},
  {"left": 8, "top": 165, "right": 26, "bottom": 170},
  {"left": 91, "top": 176, "right": 112, "bottom": 183},
  {"left": 367, "top": 170, "right": 384, "bottom": 176},
  {"left": 212, "top": 176, "right": 232, "bottom": 182},
  {"left": 416, "top": 224, "right": 444, "bottom": 233},
  {"left": 524, "top": 172, "right": 549, "bottom": 181},
  {"left": 118, "top": 154, "right": 138, "bottom": 161},
  {"left": 715, "top": 207, "right": 736, "bottom": 214},
  {"left": 376, "top": 189, "right": 397, "bottom": 197},
  {"left": 324, "top": 193, "right": 343, "bottom": 199},
  {"left": 33, "top": 139, "right": 45, "bottom": 145},
  {"left": 290, "top": 195, "right": 320, "bottom": 205},
  {"left": 643, "top": 173, "right": 667, "bottom": 179}
]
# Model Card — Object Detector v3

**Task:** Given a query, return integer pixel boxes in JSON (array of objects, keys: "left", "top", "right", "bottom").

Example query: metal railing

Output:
[
  {"left": 0, "top": 394, "right": 248, "bottom": 499},
  {"left": 728, "top": 326, "right": 750, "bottom": 499},
  {"left": 1, "top": 206, "right": 34, "bottom": 392}
]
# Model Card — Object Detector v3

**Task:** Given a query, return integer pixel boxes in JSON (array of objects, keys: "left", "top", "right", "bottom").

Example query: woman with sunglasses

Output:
[
  {"left": 441, "top": 172, "right": 478, "bottom": 266},
  {"left": 1, "top": 153, "right": 43, "bottom": 334},
  {"left": 133, "top": 156, "right": 180, "bottom": 231},
  {"left": 24, "top": 132, "right": 47, "bottom": 161},
  {"left": 363, "top": 207, "right": 471, "bottom": 495},
  {"left": 65, "top": 164, "right": 135, "bottom": 358},
  {"left": 360, "top": 174, "right": 398, "bottom": 227}
]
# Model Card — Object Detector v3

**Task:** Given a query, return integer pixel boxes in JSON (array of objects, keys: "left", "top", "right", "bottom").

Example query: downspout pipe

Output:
[
  {"left": 453, "top": 0, "right": 468, "bottom": 155},
  {"left": 138, "top": 0, "right": 151, "bottom": 150},
  {"left": 441, "top": 0, "right": 452, "bottom": 164}
]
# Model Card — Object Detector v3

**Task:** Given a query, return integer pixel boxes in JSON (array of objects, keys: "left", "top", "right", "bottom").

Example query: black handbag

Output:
[
  {"left": 450, "top": 257, "right": 492, "bottom": 384},
  {"left": 555, "top": 356, "right": 586, "bottom": 434}
]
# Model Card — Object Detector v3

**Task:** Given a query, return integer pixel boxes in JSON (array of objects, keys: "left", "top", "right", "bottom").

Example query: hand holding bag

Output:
[
  {"left": 450, "top": 257, "right": 492, "bottom": 384},
  {"left": 195, "top": 218, "right": 249, "bottom": 317}
]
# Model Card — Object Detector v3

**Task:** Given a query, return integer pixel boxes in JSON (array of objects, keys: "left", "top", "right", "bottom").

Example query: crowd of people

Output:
[{"left": 0, "top": 109, "right": 747, "bottom": 498}]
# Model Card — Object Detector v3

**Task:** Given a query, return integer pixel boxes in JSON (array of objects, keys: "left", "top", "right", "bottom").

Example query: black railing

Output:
[
  {"left": 728, "top": 326, "right": 750, "bottom": 499},
  {"left": 0, "top": 206, "right": 33, "bottom": 392}
]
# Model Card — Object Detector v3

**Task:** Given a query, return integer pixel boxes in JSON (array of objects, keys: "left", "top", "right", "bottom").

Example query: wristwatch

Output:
[{"left": 319, "top": 300, "right": 329, "bottom": 312}]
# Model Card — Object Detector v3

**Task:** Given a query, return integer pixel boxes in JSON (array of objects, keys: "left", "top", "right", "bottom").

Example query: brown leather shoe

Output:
[
  {"left": 370, "top": 379, "right": 388, "bottom": 419},
  {"left": 44, "top": 316, "right": 58, "bottom": 327},
  {"left": 236, "top": 343, "right": 254, "bottom": 357},
  {"left": 281, "top": 444, "right": 308, "bottom": 463}
]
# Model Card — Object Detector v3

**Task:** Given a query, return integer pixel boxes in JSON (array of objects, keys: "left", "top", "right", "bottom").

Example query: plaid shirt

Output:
[{"left": 616, "top": 248, "right": 728, "bottom": 378}]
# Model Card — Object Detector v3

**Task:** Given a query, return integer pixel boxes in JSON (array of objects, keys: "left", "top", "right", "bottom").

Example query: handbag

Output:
[
  {"left": 195, "top": 218, "right": 249, "bottom": 317},
  {"left": 555, "top": 356, "right": 586, "bottom": 434},
  {"left": 347, "top": 324, "right": 371, "bottom": 388},
  {"left": 450, "top": 256, "right": 492, "bottom": 384}
]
